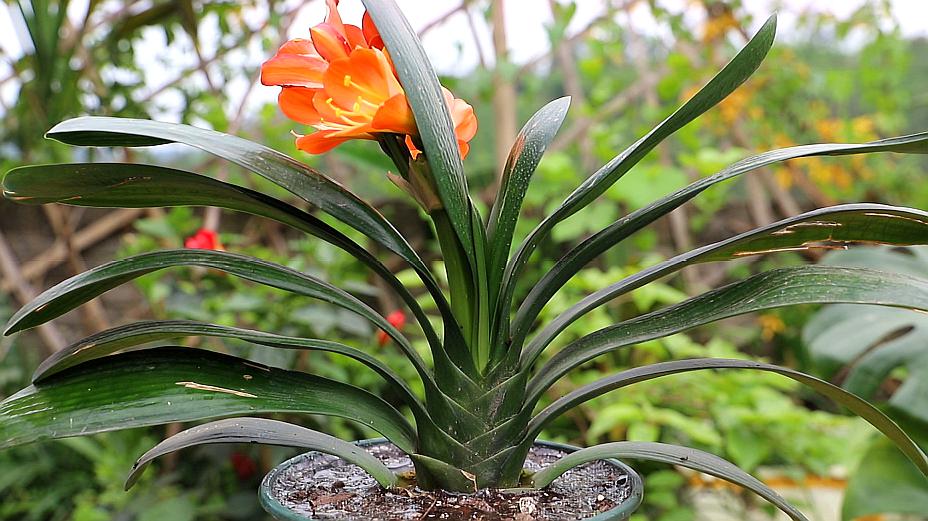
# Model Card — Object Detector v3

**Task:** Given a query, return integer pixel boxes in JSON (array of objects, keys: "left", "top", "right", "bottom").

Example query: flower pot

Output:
[{"left": 259, "top": 439, "right": 643, "bottom": 521}]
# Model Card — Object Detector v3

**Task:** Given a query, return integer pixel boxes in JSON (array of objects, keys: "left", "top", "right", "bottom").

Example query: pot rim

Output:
[{"left": 259, "top": 438, "right": 644, "bottom": 521}]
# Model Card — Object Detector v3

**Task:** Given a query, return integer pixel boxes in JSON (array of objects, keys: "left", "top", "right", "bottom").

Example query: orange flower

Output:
[{"left": 261, "top": 0, "right": 476, "bottom": 158}]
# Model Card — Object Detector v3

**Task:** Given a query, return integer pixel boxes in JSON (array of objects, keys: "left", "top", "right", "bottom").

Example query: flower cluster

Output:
[{"left": 261, "top": 0, "right": 477, "bottom": 158}]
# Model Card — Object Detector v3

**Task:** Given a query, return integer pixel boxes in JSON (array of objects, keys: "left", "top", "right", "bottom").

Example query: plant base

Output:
[{"left": 260, "top": 439, "right": 643, "bottom": 521}]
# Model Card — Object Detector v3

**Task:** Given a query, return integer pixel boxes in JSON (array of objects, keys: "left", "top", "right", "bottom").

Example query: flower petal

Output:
[
  {"left": 372, "top": 93, "right": 416, "bottom": 135},
  {"left": 362, "top": 12, "right": 384, "bottom": 49},
  {"left": 344, "top": 24, "right": 368, "bottom": 49},
  {"left": 295, "top": 131, "right": 353, "bottom": 154},
  {"left": 261, "top": 39, "right": 326, "bottom": 87},
  {"left": 278, "top": 38, "right": 316, "bottom": 55},
  {"left": 457, "top": 140, "right": 471, "bottom": 159},
  {"left": 278, "top": 87, "right": 322, "bottom": 125},
  {"left": 323, "top": 49, "right": 396, "bottom": 109},
  {"left": 324, "top": 0, "right": 344, "bottom": 31},
  {"left": 311, "top": 23, "right": 351, "bottom": 62}
]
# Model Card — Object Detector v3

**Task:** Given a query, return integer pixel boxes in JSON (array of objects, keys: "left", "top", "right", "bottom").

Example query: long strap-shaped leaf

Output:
[
  {"left": 525, "top": 358, "right": 928, "bottom": 479},
  {"left": 2, "top": 249, "right": 435, "bottom": 387},
  {"left": 494, "top": 15, "right": 777, "bottom": 346},
  {"left": 0, "top": 162, "right": 462, "bottom": 369},
  {"left": 126, "top": 418, "right": 397, "bottom": 489},
  {"left": 486, "top": 97, "right": 571, "bottom": 301},
  {"left": 44, "top": 116, "right": 452, "bottom": 321},
  {"left": 530, "top": 442, "right": 806, "bottom": 521},
  {"left": 32, "top": 319, "right": 486, "bottom": 457},
  {"left": 0, "top": 348, "right": 416, "bottom": 453},
  {"left": 361, "top": 0, "right": 479, "bottom": 267},
  {"left": 509, "top": 135, "right": 928, "bottom": 352},
  {"left": 518, "top": 204, "right": 928, "bottom": 368},
  {"left": 526, "top": 266, "right": 928, "bottom": 406},
  {"left": 31, "top": 320, "right": 426, "bottom": 418}
]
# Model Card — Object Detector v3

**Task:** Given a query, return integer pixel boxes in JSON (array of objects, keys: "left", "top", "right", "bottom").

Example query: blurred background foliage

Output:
[{"left": 1, "top": 0, "right": 926, "bottom": 520}]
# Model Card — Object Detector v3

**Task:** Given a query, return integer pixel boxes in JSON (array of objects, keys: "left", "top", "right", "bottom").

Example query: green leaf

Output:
[
  {"left": 806, "top": 247, "right": 928, "bottom": 424},
  {"left": 409, "top": 453, "right": 477, "bottom": 492},
  {"left": 521, "top": 204, "right": 928, "bottom": 365},
  {"left": 842, "top": 437, "right": 928, "bottom": 520},
  {"left": 0, "top": 348, "right": 416, "bottom": 454},
  {"left": 527, "top": 266, "right": 928, "bottom": 407},
  {"left": 1, "top": 162, "right": 444, "bottom": 353},
  {"left": 496, "top": 15, "right": 778, "bottom": 345},
  {"left": 43, "top": 116, "right": 449, "bottom": 316},
  {"left": 126, "top": 418, "right": 397, "bottom": 490},
  {"left": 31, "top": 320, "right": 426, "bottom": 422},
  {"left": 530, "top": 441, "right": 807, "bottom": 521},
  {"left": 510, "top": 128, "right": 928, "bottom": 353},
  {"left": 360, "top": 0, "right": 477, "bottom": 265},
  {"left": 527, "top": 359, "right": 928, "bottom": 479},
  {"left": 2, "top": 249, "right": 434, "bottom": 386},
  {"left": 487, "top": 97, "right": 571, "bottom": 301}
]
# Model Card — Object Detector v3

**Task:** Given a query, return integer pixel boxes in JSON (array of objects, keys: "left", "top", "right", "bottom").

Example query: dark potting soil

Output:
[{"left": 267, "top": 443, "right": 634, "bottom": 520}]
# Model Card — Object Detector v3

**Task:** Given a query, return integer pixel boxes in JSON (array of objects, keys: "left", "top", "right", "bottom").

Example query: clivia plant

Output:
[{"left": 2, "top": 1, "right": 928, "bottom": 519}]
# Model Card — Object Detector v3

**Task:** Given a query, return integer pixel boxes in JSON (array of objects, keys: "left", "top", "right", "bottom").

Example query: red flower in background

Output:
[
  {"left": 229, "top": 451, "right": 257, "bottom": 480},
  {"left": 377, "top": 310, "right": 407, "bottom": 347},
  {"left": 184, "top": 229, "right": 223, "bottom": 250}
]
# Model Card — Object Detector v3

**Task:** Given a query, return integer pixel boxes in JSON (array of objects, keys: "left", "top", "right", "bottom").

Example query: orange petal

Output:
[
  {"left": 372, "top": 93, "right": 417, "bottom": 135},
  {"left": 458, "top": 140, "right": 470, "bottom": 159},
  {"left": 405, "top": 135, "right": 422, "bottom": 159},
  {"left": 362, "top": 11, "right": 384, "bottom": 49},
  {"left": 295, "top": 131, "right": 352, "bottom": 154},
  {"left": 323, "top": 49, "right": 394, "bottom": 108},
  {"left": 278, "top": 38, "right": 316, "bottom": 55},
  {"left": 278, "top": 88, "right": 322, "bottom": 125},
  {"left": 311, "top": 23, "right": 350, "bottom": 62},
  {"left": 344, "top": 24, "right": 368, "bottom": 49},
  {"left": 261, "top": 53, "right": 327, "bottom": 87},
  {"left": 450, "top": 98, "right": 478, "bottom": 141},
  {"left": 324, "top": 0, "right": 345, "bottom": 34},
  {"left": 311, "top": 89, "right": 368, "bottom": 129}
]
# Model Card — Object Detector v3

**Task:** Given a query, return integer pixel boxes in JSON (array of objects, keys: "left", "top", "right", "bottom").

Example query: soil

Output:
[{"left": 266, "top": 442, "right": 635, "bottom": 520}]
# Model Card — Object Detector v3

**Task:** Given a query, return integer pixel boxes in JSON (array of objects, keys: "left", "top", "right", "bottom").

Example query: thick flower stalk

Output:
[{"left": 261, "top": 0, "right": 477, "bottom": 158}]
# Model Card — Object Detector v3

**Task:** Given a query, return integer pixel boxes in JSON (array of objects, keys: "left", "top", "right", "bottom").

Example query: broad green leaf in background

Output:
[
  {"left": 806, "top": 246, "right": 928, "bottom": 424},
  {"left": 841, "top": 434, "right": 928, "bottom": 520}
]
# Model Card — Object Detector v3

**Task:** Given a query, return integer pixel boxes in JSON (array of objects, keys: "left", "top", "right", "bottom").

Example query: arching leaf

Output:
[
  {"left": 530, "top": 442, "right": 806, "bottom": 521},
  {"left": 126, "top": 418, "right": 397, "bottom": 489},
  {"left": 519, "top": 204, "right": 928, "bottom": 365},
  {"left": 527, "top": 266, "right": 928, "bottom": 406},
  {"left": 528, "top": 358, "right": 928, "bottom": 478},
  {"left": 495, "top": 15, "right": 778, "bottom": 347},
  {"left": 0, "top": 348, "right": 417, "bottom": 454}
]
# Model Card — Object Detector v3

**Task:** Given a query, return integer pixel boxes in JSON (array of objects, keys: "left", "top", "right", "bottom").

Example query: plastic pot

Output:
[{"left": 260, "top": 439, "right": 643, "bottom": 521}]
